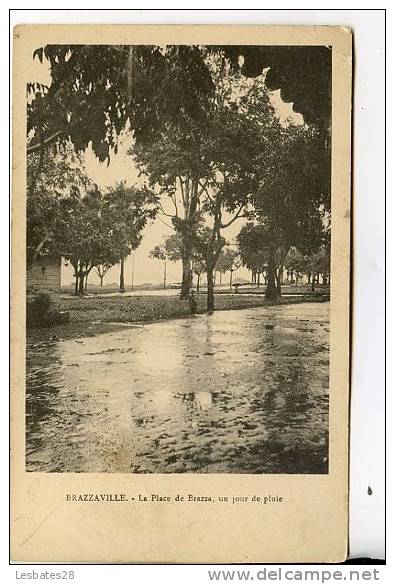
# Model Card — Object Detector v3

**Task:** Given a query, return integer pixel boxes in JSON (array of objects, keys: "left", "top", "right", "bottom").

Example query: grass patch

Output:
[{"left": 27, "top": 292, "right": 329, "bottom": 344}]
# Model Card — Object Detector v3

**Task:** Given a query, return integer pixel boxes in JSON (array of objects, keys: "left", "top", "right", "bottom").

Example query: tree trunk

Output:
[
  {"left": 100, "top": 275, "right": 104, "bottom": 287},
  {"left": 311, "top": 274, "right": 316, "bottom": 292},
  {"left": 197, "top": 274, "right": 200, "bottom": 293},
  {"left": 179, "top": 182, "right": 199, "bottom": 298},
  {"left": 119, "top": 257, "right": 125, "bottom": 293},
  {"left": 219, "top": 272, "right": 222, "bottom": 286},
  {"left": 276, "top": 270, "right": 282, "bottom": 296},
  {"left": 257, "top": 272, "right": 260, "bottom": 287},
  {"left": 180, "top": 254, "right": 192, "bottom": 299},
  {"left": 265, "top": 256, "right": 279, "bottom": 300},
  {"left": 229, "top": 270, "right": 233, "bottom": 290},
  {"left": 206, "top": 266, "right": 215, "bottom": 313},
  {"left": 163, "top": 258, "right": 167, "bottom": 290},
  {"left": 78, "top": 272, "right": 85, "bottom": 296},
  {"left": 74, "top": 270, "right": 78, "bottom": 295}
]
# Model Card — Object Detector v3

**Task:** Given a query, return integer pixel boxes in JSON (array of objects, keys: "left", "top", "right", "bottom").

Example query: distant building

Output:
[
  {"left": 26, "top": 256, "right": 69, "bottom": 326},
  {"left": 26, "top": 255, "right": 61, "bottom": 296}
]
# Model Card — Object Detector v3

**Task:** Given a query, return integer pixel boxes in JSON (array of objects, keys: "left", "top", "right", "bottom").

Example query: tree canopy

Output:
[
  {"left": 27, "top": 43, "right": 331, "bottom": 307},
  {"left": 237, "top": 223, "right": 269, "bottom": 276},
  {"left": 26, "top": 143, "right": 91, "bottom": 264},
  {"left": 27, "top": 45, "right": 215, "bottom": 160},
  {"left": 27, "top": 44, "right": 331, "bottom": 163}
]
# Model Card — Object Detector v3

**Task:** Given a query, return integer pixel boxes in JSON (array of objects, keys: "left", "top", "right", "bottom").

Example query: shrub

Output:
[
  {"left": 27, "top": 293, "right": 71, "bottom": 328},
  {"left": 26, "top": 293, "right": 53, "bottom": 327}
]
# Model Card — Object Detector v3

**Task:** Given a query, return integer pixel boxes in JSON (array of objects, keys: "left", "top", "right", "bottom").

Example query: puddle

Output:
[{"left": 26, "top": 303, "right": 330, "bottom": 474}]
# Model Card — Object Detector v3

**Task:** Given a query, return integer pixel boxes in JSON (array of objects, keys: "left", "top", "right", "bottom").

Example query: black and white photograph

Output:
[{"left": 25, "top": 42, "right": 332, "bottom": 475}]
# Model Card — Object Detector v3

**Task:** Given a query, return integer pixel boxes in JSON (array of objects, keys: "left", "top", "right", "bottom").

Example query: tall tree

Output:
[
  {"left": 190, "top": 57, "right": 285, "bottom": 310},
  {"left": 134, "top": 55, "right": 278, "bottom": 309},
  {"left": 104, "top": 182, "right": 158, "bottom": 292},
  {"left": 133, "top": 123, "right": 210, "bottom": 298},
  {"left": 251, "top": 123, "right": 330, "bottom": 300}
]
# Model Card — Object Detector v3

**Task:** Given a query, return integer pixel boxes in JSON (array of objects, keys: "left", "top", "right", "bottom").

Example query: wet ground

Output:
[{"left": 26, "top": 302, "right": 329, "bottom": 474}]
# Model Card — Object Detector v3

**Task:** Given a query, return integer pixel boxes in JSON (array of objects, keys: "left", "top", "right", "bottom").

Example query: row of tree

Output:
[
  {"left": 27, "top": 145, "right": 157, "bottom": 294},
  {"left": 27, "top": 46, "right": 331, "bottom": 310},
  {"left": 130, "top": 55, "right": 330, "bottom": 310},
  {"left": 151, "top": 228, "right": 330, "bottom": 294},
  {"left": 150, "top": 233, "right": 242, "bottom": 292},
  {"left": 237, "top": 223, "right": 330, "bottom": 294}
]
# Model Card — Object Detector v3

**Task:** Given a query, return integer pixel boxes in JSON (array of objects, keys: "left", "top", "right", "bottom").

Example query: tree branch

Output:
[
  {"left": 169, "top": 192, "right": 178, "bottom": 217},
  {"left": 197, "top": 180, "right": 208, "bottom": 198},
  {"left": 27, "top": 129, "right": 65, "bottom": 154},
  {"left": 185, "top": 179, "right": 191, "bottom": 216},
  {"left": 199, "top": 181, "right": 214, "bottom": 205},
  {"left": 157, "top": 216, "right": 175, "bottom": 231},
  {"left": 158, "top": 201, "right": 176, "bottom": 219},
  {"left": 178, "top": 176, "right": 186, "bottom": 210},
  {"left": 220, "top": 204, "right": 245, "bottom": 229}
]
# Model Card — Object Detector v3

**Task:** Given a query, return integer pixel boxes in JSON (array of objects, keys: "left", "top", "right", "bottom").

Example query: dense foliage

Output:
[{"left": 27, "top": 44, "right": 331, "bottom": 307}]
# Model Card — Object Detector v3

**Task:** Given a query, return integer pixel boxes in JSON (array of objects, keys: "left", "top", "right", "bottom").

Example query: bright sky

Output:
[{"left": 28, "top": 51, "right": 302, "bottom": 288}]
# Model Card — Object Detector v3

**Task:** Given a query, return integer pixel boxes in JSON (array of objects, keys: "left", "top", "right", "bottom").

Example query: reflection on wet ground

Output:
[{"left": 26, "top": 303, "right": 329, "bottom": 473}]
